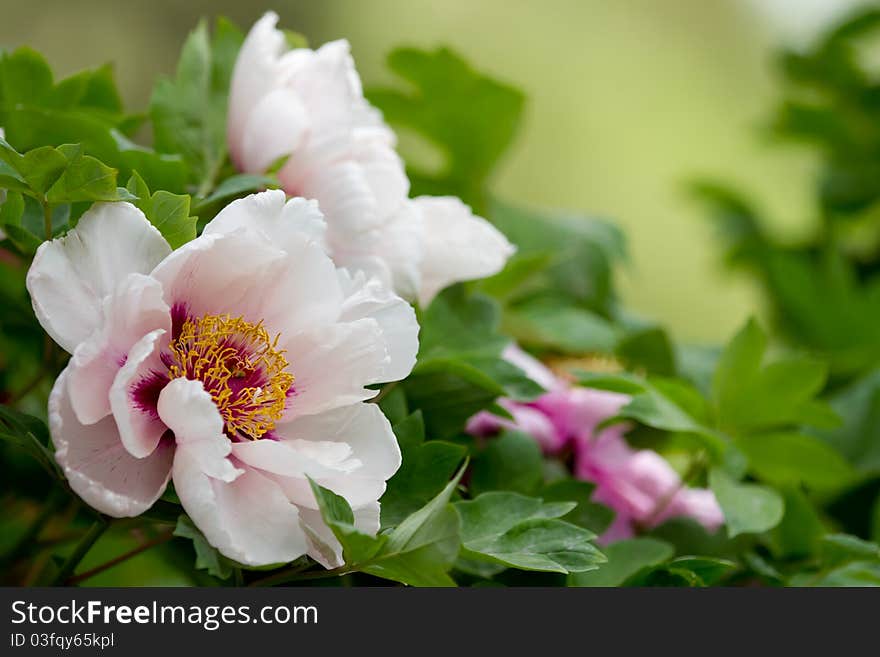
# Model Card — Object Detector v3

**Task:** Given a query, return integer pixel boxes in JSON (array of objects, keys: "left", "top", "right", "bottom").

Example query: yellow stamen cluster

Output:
[{"left": 168, "top": 314, "right": 294, "bottom": 440}]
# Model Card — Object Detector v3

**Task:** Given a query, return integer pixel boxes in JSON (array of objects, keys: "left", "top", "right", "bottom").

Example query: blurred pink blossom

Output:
[{"left": 467, "top": 345, "right": 724, "bottom": 543}]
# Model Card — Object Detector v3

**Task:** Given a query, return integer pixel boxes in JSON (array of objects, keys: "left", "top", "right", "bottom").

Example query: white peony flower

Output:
[
  {"left": 27, "top": 189, "right": 419, "bottom": 567},
  {"left": 227, "top": 12, "right": 514, "bottom": 305}
]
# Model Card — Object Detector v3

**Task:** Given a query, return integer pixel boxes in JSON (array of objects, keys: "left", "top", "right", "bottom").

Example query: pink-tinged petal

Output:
[
  {"left": 26, "top": 203, "right": 171, "bottom": 353},
  {"left": 664, "top": 488, "right": 724, "bottom": 532},
  {"left": 149, "top": 229, "right": 285, "bottom": 322},
  {"left": 109, "top": 329, "right": 169, "bottom": 459},
  {"left": 152, "top": 225, "right": 345, "bottom": 340},
  {"left": 280, "top": 319, "right": 388, "bottom": 418},
  {"left": 204, "top": 193, "right": 345, "bottom": 336},
  {"left": 299, "top": 501, "right": 380, "bottom": 569},
  {"left": 67, "top": 274, "right": 171, "bottom": 425},
  {"left": 239, "top": 88, "right": 308, "bottom": 173},
  {"left": 502, "top": 344, "right": 559, "bottom": 391},
  {"left": 49, "top": 368, "right": 173, "bottom": 517},
  {"left": 258, "top": 404, "right": 400, "bottom": 510},
  {"left": 414, "top": 196, "right": 515, "bottom": 305},
  {"left": 172, "top": 449, "right": 307, "bottom": 566},
  {"left": 538, "top": 387, "right": 630, "bottom": 442},
  {"left": 157, "top": 378, "right": 241, "bottom": 483},
  {"left": 337, "top": 268, "right": 419, "bottom": 383},
  {"left": 467, "top": 401, "right": 565, "bottom": 454},
  {"left": 204, "top": 190, "right": 327, "bottom": 254}
]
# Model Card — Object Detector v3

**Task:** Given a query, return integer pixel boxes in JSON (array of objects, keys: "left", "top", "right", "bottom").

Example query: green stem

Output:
[
  {"left": 66, "top": 530, "right": 174, "bottom": 586},
  {"left": 52, "top": 517, "right": 109, "bottom": 586},
  {"left": 42, "top": 201, "right": 52, "bottom": 240},
  {"left": 248, "top": 564, "right": 350, "bottom": 587}
]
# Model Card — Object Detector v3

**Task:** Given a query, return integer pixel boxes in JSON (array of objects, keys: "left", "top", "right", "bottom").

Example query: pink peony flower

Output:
[
  {"left": 467, "top": 345, "right": 724, "bottom": 543},
  {"left": 227, "top": 12, "right": 514, "bottom": 305},
  {"left": 27, "top": 189, "right": 419, "bottom": 567}
]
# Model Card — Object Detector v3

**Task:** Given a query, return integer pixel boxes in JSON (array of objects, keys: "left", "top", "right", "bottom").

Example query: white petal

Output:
[
  {"left": 281, "top": 319, "right": 387, "bottom": 418},
  {"left": 414, "top": 196, "right": 515, "bottom": 305},
  {"left": 26, "top": 203, "right": 171, "bottom": 353},
  {"left": 67, "top": 274, "right": 170, "bottom": 425},
  {"left": 109, "top": 329, "right": 169, "bottom": 459},
  {"left": 204, "top": 189, "right": 327, "bottom": 253},
  {"left": 157, "top": 378, "right": 241, "bottom": 483},
  {"left": 240, "top": 88, "right": 309, "bottom": 173},
  {"left": 270, "top": 403, "right": 401, "bottom": 509},
  {"left": 152, "top": 224, "right": 345, "bottom": 340},
  {"left": 333, "top": 201, "right": 423, "bottom": 301},
  {"left": 233, "top": 438, "right": 359, "bottom": 480},
  {"left": 49, "top": 368, "right": 173, "bottom": 517},
  {"left": 173, "top": 450, "right": 308, "bottom": 566},
  {"left": 337, "top": 268, "right": 419, "bottom": 382},
  {"left": 292, "top": 139, "right": 407, "bottom": 237},
  {"left": 227, "top": 12, "right": 288, "bottom": 168}
]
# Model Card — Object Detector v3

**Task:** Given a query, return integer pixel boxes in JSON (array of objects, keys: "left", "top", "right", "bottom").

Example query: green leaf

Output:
[
  {"left": 46, "top": 146, "right": 128, "bottom": 203},
  {"left": 490, "top": 200, "right": 626, "bottom": 314},
  {"left": 820, "top": 533, "right": 880, "bottom": 567},
  {"left": 616, "top": 327, "right": 677, "bottom": 377},
  {"left": 764, "top": 487, "right": 826, "bottom": 559},
  {"left": 709, "top": 468, "right": 785, "bottom": 537},
  {"left": 362, "top": 463, "right": 467, "bottom": 587},
  {"left": 712, "top": 318, "right": 830, "bottom": 434},
  {"left": 126, "top": 173, "right": 196, "bottom": 248},
  {"left": 381, "top": 411, "right": 467, "bottom": 527},
  {"left": 470, "top": 431, "right": 544, "bottom": 496},
  {"left": 503, "top": 299, "right": 620, "bottom": 354},
  {"left": 367, "top": 48, "right": 524, "bottom": 211},
  {"left": 735, "top": 431, "right": 856, "bottom": 491},
  {"left": 540, "top": 479, "right": 615, "bottom": 535},
  {"left": 0, "top": 405, "right": 60, "bottom": 479},
  {"left": 626, "top": 556, "right": 737, "bottom": 587},
  {"left": 173, "top": 515, "right": 232, "bottom": 580},
  {"left": 307, "top": 479, "right": 385, "bottom": 566},
  {"left": 402, "top": 358, "right": 505, "bottom": 439},
  {"left": 11, "top": 145, "right": 68, "bottom": 194},
  {"left": 569, "top": 538, "right": 674, "bottom": 587},
  {"left": 791, "top": 561, "right": 880, "bottom": 587},
  {"left": 150, "top": 18, "right": 243, "bottom": 191},
  {"left": 816, "top": 369, "right": 880, "bottom": 474},
  {"left": 419, "top": 286, "right": 506, "bottom": 358},
  {"left": 192, "top": 173, "right": 279, "bottom": 213},
  {"left": 456, "top": 491, "right": 603, "bottom": 574}
]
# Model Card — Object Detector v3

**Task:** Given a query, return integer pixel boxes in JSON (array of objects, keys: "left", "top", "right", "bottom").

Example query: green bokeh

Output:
[{"left": 0, "top": 0, "right": 842, "bottom": 341}]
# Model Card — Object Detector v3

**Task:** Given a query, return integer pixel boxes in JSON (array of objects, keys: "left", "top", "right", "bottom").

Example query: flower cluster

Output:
[{"left": 468, "top": 345, "right": 723, "bottom": 543}]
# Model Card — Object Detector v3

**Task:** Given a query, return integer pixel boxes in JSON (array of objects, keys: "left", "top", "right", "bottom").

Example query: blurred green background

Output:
[{"left": 0, "top": 0, "right": 872, "bottom": 343}]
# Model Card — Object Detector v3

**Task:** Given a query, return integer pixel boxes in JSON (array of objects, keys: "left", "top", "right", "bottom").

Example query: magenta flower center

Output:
[{"left": 167, "top": 313, "right": 294, "bottom": 440}]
